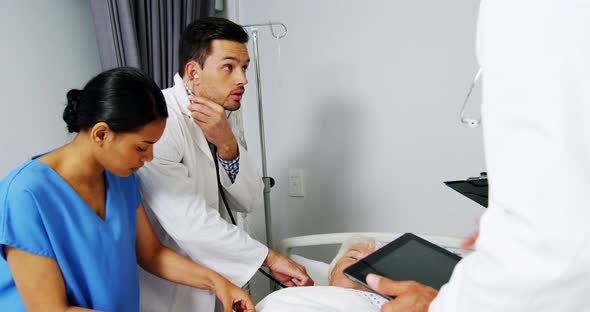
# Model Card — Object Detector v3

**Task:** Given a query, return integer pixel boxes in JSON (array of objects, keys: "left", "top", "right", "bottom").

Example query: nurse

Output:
[{"left": 0, "top": 67, "right": 254, "bottom": 312}]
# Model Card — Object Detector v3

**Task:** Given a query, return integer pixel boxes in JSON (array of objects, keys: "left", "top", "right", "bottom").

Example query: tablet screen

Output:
[{"left": 369, "top": 239, "right": 459, "bottom": 289}]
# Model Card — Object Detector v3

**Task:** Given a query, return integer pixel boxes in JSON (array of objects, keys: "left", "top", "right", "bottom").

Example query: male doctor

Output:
[
  {"left": 136, "top": 17, "right": 313, "bottom": 312},
  {"left": 368, "top": 0, "right": 590, "bottom": 311}
]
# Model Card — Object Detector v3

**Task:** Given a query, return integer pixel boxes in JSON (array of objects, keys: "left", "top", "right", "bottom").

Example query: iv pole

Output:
[{"left": 241, "top": 22, "right": 287, "bottom": 250}]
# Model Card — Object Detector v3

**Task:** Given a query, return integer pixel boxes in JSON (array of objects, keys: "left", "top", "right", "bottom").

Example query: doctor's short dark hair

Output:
[
  {"left": 63, "top": 67, "right": 168, "bottom": 133},
  {"left": 178, "top": 16, "right": 249, "bottom": 76}
]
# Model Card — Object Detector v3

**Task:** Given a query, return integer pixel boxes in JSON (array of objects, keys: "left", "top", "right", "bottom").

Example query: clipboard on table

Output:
[{"left": 444, "top": 172, "right": 488, "bottom": 208}]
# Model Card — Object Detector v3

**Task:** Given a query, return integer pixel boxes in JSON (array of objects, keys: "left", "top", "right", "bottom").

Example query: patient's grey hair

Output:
[{"left": 329, "top": 236, "right": 384, "bottom": 274}]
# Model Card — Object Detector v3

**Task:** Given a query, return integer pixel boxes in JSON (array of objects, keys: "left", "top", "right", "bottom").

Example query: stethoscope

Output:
[
  {"left": 460, "top": 68, "right": 482, "bottom": 128},
  {"left": 182, "top": 79, "right": 287, "bottom": 289}
]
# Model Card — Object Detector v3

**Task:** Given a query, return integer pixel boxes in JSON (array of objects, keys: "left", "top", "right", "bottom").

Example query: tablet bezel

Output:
[{"left": 343, "top": 233, "right": 462, "bottom": 300}]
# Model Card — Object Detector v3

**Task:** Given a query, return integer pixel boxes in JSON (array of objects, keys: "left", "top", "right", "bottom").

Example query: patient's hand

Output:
[{"left": 264, "top": 249, "right": 314, "bottom": 287}]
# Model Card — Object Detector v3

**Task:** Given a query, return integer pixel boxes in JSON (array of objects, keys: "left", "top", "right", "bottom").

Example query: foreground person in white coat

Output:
[
  {"left": 136, "top": 17, "right": 313, "bottom": 312},
  {"left": 368, "top": 1, "right": 590, "bottom": 311}
]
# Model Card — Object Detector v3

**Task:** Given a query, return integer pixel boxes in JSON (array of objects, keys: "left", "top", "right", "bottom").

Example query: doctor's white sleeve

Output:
[
  {"left": 430, "top": 1, "right": 590, "bottom": 311},
  {"left": 136, "top": 116, "right": 268, "bottom": 287}
]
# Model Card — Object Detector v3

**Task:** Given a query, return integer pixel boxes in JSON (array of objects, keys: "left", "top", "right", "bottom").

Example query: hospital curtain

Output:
[{"left": 90, "top": 0, "right": 215, "bottom": 88}]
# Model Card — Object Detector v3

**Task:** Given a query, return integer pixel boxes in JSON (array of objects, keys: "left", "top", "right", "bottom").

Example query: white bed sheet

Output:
[{"left": 256, "top": 286, "right": 382, "bottom": 312}]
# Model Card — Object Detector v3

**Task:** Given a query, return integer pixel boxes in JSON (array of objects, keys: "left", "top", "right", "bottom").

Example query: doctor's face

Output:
[
  {"left": 329, "top": 243, "right": 376, "bottom": 291},
  {"left": 192, "top": 40, "right": 249, "bottom": 111},
  {"left": 97, "top": 119, "right": 166, "bottom": 177}
]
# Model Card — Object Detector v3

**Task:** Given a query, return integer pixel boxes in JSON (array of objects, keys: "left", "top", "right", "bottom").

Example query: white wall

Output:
[
  {"left": 236, "top": 0, "right": 486, "bottom": 257},
  {"left": 0, "top": 0, "right": 102, "bottom": 177}
]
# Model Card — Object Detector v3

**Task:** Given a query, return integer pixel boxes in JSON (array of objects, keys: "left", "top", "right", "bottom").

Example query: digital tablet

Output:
[{"left": 343, "top": 233, "right": 462, "bottom": 300}]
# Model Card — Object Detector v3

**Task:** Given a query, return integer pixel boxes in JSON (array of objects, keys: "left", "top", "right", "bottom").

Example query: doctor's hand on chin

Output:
[
  {"left": 264, "top": 249, "right": 315, "bottom": 287},
  {"left": 188, "top": 96, "right": 239, "bottom": 160}
]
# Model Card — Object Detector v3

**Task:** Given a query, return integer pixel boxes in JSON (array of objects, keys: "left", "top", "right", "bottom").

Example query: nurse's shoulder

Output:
[
  {"left": 0, "top": 158, "right": 57, "bottom": 199},
  {"left": 0, "top": 158, "right": 57, "bottom": 252}
]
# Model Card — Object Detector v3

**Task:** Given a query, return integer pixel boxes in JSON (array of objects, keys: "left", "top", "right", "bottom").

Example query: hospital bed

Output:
[{"left": 277, "top": 232, "right": 470, "bottom": 286}]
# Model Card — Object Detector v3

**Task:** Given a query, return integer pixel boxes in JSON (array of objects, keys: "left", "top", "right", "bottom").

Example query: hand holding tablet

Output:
[{"left": 343, "top": 233, "right": 461, "bottom": 300}]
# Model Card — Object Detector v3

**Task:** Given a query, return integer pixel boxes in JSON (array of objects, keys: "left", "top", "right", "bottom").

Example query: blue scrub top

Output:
[{"left": 0, "top": 158, "right": 141, "bottom": 311}]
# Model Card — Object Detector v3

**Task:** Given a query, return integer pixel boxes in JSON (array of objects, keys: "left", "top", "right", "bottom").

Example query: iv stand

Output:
[{"left": 241, "top": 22, "right": 287, "bottom": 250}]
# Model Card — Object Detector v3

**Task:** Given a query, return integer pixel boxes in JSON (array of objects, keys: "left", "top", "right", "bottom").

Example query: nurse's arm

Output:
[
  {"left": 135, "top": 203, "right": 255, "bottom": 312},
  {"left": 4, "top": 246, "right": 100, "bottom": 312}
]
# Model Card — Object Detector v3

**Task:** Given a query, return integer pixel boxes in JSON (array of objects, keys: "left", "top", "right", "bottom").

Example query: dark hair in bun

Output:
[
  {"left": 63, "top": 89, "right": 84, "bottom": 132},
  {"left": 62, "top": 67, "right": 168, "bottom": 133}
]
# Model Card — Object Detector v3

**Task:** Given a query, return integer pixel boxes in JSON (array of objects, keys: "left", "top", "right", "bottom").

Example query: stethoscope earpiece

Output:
[
  {"left": 461, "top": 117, "right": 481, "bottom": 128},
  {"left": 460, "top": 68, "right": 482, "bottom": 128}
]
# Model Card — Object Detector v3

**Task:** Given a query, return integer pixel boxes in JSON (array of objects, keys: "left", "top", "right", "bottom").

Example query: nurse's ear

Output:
[{"left": 90, "top": 122, "right": 113, "bottom": 147}]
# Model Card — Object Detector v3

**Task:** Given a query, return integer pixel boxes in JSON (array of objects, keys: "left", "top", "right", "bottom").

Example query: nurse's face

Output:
[
  {"left": 329, "top": 243, "right": 377, "bottom": 291},
  {"left": 189, "top": 39, "right": 249, "bottom": 111},
  {"left": 97, "top": 119, "right": 166, "bottom": 177}
]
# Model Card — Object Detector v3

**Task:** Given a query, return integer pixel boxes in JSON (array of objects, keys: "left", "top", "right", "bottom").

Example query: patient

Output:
[{"left": 256, "top": 236, "right": 386, "bottom": 312}]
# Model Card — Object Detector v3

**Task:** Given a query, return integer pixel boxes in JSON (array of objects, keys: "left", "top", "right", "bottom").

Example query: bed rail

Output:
[{"left": 278, "top": 232, "right": 469, "bottom": 257}]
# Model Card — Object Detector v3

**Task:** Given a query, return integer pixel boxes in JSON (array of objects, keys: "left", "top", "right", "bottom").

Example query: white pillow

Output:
[{"left": 290, "top": 254, "right": 330, "bottom": 286}]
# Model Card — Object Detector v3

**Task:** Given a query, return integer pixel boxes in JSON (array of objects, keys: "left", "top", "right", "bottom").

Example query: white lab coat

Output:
[
  {"left": 136, "top": 74, "right": 268, "bottom": 312},
  {"left": 430, "top": 0, "right": 590, "bottom": 311}
]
